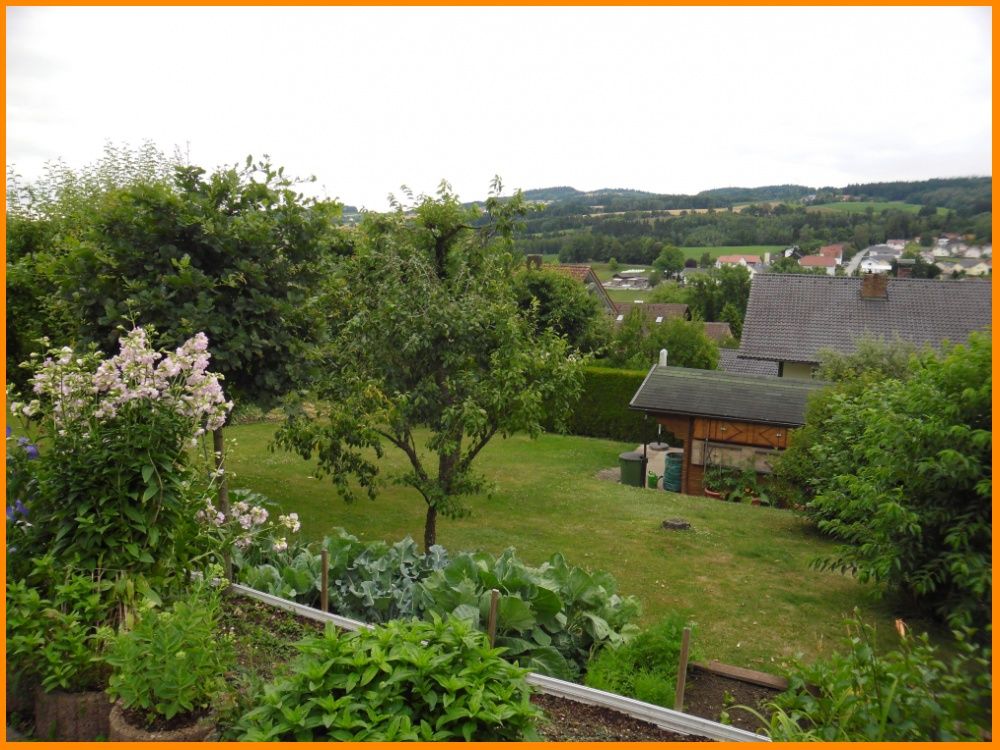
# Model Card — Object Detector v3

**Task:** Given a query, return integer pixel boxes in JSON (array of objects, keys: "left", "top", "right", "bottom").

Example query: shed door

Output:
[
  {"left": 753, "top": 425, "right": 789, "bottom": 449},
  {"left": 709, "top": 420, "right": 749, "bottom": 443}
]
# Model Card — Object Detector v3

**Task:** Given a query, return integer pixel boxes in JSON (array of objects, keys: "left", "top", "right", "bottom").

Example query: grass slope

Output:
[{"left": 225, "top": 423, "right": 929, "bottom": 671}]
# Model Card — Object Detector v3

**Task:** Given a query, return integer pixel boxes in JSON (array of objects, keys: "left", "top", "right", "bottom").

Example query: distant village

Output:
[{"left": 601, "top": 235, "right": 992, "bottom": 289}]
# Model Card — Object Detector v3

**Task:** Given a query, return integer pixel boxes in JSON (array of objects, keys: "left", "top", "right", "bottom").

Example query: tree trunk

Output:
[
  {"left": 423, "top": 505, "right": 437, "bottom": 551},
  {"left": 213, "top": 426, "right": 232, "bottom": 581}
]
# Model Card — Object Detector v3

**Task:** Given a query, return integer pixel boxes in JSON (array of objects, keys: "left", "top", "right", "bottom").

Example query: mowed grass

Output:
[
  {"left": 224, "top": 422, "right": 932, "bottom": 671},
  {"left": 678, "top": 245, "right": 785, "bottom": 261}
]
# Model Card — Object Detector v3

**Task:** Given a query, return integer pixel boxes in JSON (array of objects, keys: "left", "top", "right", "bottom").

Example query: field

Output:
[
  {"left": 678, "top": 245, "right": 785, "bottom": 261},
  {"left": 806, "top": 201, "right": 937, "bottom": 215},
  {"left": 225, "top": 422, "right": 934, "bottom": 672}
]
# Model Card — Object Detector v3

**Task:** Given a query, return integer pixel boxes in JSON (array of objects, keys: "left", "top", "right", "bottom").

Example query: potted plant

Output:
[
  {"left": 105, "top": 590, "right": 234, "bottom": 741},
  {"left": 702, "top": 465, "right": 740, "bottom": 500},
  {"left": 7, "top": 574, "right": 115, "bottom": 741}
]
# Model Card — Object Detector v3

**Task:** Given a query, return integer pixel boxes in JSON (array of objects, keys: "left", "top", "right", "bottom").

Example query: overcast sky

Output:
[{"left": 6, "top": 6, "right": 992, "bottom": 210}]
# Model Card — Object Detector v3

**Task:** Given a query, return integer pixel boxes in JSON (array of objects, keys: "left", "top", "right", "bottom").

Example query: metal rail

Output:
[
  {"left": 230, "top": 583, "right": 770, "bottom": 742},
  {"left": 526, "top": 672, "right": 769, "bottom": 742}
]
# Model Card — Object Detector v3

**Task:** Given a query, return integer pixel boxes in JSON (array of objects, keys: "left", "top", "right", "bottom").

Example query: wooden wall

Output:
[{"left": 657, "top": 414, "right": 796, "bottom": 497}]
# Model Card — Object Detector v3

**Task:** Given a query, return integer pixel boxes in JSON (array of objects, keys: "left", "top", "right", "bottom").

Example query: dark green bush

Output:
[
  {"left": 584, "top": 614, "right": 691, "bottom": 708},
  {"left": 554, "top": 366, "right": 658, "bottom": 442},
  {"left": 758, "top": 614, "right": 991, "bottom": 741},
  {"left": 800, "top": 334, "right": 991, "bottom": 629},
  {"left": 235, "top": 615, "right": 541, "bottom": 741}
]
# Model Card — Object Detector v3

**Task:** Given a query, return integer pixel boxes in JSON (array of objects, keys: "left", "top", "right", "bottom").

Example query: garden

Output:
[
  {"left": 6, "top": 327, "right": 992, "bottom": 741},
  {"left": 5, "top": 151, "right": 992, "bottom": 741}
]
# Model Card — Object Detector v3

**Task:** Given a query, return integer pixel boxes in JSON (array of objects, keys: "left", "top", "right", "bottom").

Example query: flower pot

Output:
[
  {"left": 34, "top": 687, "right": 111, "bottom": 740},
  {"left": 750, "top": 497, "right": 762, "bottom": 506},
  {"left": 108, "top": 701, "right": 214, "bottom": 742},
  {"left": 6, "top": 670, "right": 36, "bottom": 716},
  {"left": 703, "top": 488, "right": 724, "bottom": 500}
]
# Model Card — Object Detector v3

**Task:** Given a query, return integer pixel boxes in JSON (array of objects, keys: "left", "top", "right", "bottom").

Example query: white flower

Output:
[{"left": 272, "top": 538, "right": 288, "bottom": 553}]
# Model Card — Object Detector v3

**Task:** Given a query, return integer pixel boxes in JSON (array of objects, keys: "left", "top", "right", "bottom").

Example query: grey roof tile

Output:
[
  {"left": 739, "top": 275, "right": 992, "bottom": 364},
  {"left": 630, "top": 365, "right": 824, "bottom": 426},
  {"left": 718, "top": 349, "right": 780, "bottom": 377}
]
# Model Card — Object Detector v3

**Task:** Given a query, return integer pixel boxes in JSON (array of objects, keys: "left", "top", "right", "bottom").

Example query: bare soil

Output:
[
  {"left": 682, "top": 668, "right": 778, "bottom": 734},
  {"left": 531, "top": 693, "right": 709, "bottom": 742}
]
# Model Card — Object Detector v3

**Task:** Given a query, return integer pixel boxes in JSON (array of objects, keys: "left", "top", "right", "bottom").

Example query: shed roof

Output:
[
  {"left": 630, "top": 365, "right": 824, "bottom": 426},
  {"left": 739, "top": 274, "right": 992, "bottom": 365}
]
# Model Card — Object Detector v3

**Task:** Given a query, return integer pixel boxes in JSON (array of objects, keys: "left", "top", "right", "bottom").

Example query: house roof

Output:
[
  {"left": 718, "top": 349, "right": 780, "bottom": 377},
  {"left": 615, "top": 303, "right": 689, "bottom": 322},
  {"left": 630, "top": 365, "right": 824, "bottom": 426},
  {"left": 818, "top": 244, "right": 845, "bottom": 258},
  {"left": 546, "top": 264, "right": 617, "bottom": 313},
  {"left": 717, "top": 254, "right": 761, "bottom": 264},
  {"left": 799, "top": 255, "right": 837, "bottom": 267},
  {"left": 703, "top": 321, "right": 733, "bottom": 341},
  {"left": 739, "top": 274, "right": 992, "bottom": 365}
]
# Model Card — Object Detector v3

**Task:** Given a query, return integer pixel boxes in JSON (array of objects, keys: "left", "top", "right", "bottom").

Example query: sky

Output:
[{"left": 6, "top": 6, "right": 992, "bottom": 211}]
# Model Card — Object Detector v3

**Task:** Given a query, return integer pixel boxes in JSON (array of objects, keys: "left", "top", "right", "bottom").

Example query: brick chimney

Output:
[{"left": 861, "top": 272, "right": 888, "bottom": 299}]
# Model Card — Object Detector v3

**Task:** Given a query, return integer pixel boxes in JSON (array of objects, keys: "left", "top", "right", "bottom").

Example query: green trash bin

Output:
[
  {"left": 663, "top": 453, "right": 683, "bottom": 492},
  {"left": 619, "top": 451, "right": 647, "bottom": 487}
]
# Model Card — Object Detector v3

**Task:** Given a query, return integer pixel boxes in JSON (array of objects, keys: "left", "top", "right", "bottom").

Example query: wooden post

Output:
[
  {"left": 320, "top": 550, "right": 330, "bottom": 613},
  {"left": 486, "top": 589, "right": 500, "bottom": 647},
  {"left": 213, "top": 427, "right": 232, "bottom": 581},
  {"left": 674, "top": 627, "right": 691, "bottom": 712}
]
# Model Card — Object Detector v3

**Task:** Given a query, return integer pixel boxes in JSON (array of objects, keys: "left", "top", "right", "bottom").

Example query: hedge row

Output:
[{"left": 556, "top": 366, "right": 660, "bottom": 443}]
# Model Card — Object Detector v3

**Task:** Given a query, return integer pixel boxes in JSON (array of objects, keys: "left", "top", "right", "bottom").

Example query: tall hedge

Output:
[{"left": 555, "top": 366, "right": 660, "bottom": 443}]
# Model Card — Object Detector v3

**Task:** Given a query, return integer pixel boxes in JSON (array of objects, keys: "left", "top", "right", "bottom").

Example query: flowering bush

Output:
[
  {"left": 195, "top": 488, "right": 301, "bottom": 560},
  {"left": 8, "top": 328, "right": 233, "bottom": 584}
]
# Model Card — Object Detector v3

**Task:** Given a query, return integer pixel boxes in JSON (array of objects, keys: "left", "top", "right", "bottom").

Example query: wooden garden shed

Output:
[{"left": 629, "top": 365, "right": 825, "bottom": 496}]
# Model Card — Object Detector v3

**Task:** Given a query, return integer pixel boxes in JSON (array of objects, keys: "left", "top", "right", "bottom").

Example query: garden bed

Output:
[{"left": 219, "top": 590, "right": 769, "bottom": 742}]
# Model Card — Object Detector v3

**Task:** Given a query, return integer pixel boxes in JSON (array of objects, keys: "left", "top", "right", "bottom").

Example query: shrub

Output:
[
  {"left": 235, "top": 615, "right": 541, "bottom": 741},
  {"left": 584, "top": 614, "right": 692, "bottom": 708},
  {"left": 7, "top": 574, "right": 114, "bottom": 693},
  {"left": 757, "top": 615, "right": 991, "bottom": 741},
  {"left": 803, "top": 334, "right": 991, "bottom": 629},
  {"left": 554, "top": 366, "right": 656, "bottom": 442},
  {"left": 106, "top": 589, "right": 234, "bottom": 725}
]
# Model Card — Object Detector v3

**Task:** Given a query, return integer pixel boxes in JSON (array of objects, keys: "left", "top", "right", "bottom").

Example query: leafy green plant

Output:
[
  {"left": 7, "top": 574, "right": 114, "bottom": 693},
  {"left": 235, "top": 615, "right": 541, "bottom": 741},
  {"left": 234, "top": 531, "right": 639, "bottom": 681},
  {"left": 752, "top": 614, "right": 991, "bottom": 741},
  {"left": 105, "top": 589, "right": 234, "bottom": 725},
  {"left": 584, "top": 614, "right": 692, "bottom": 708},
  {"left": 794, "top": 333, "right": 991, "bottom": 629},
  {"left": 415, "top": 548, "right": 640, "bottom": 680}
]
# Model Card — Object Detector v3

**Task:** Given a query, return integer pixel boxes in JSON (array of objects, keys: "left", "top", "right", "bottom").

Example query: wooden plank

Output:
[
  {"left": 673, "top": 627, "right": 691, "bottom": 711},
  {"left": 690, "top": 660, "right": 789, "bottom": 691}
]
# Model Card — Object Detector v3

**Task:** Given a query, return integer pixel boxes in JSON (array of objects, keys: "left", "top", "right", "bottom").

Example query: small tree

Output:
[
  {"left": 276, "top": 182, "right": 583, "bottom": 549},
  {"left": 513, "top": 267, "right": 609, "bottom": 354},
  {"left": 652, "top": 244, "right": 685, "bottom": 279}
]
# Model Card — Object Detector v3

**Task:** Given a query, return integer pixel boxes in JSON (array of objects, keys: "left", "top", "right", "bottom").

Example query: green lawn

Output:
[
  {"left": 806, "top": 201, "right": 940, "bottom": 215},
  {"left": 224, "top": 422, "right": 931, "bottom": 672},
  {"left": 678, "top": 245, "right": 785, "bottom": 261}
]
